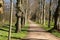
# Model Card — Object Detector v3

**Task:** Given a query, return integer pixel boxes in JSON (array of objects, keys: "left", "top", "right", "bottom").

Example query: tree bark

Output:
[
  {"left": 53, "top": 0, "right": 60, "bottom": 29},
  {"left": 8, "top": 0, "right": 13, "bottom": 40},
  {"left": 42, "top": 0, "right": 45, "bottom": 25},
  {"left": 48, "top": 0, "right": 52, "bottom": 28},
  {"left": 15, "top": 0, "right": 22, "bottom": 33},
  {"left": 48, "top": 0, "right": 60, "bottom": 32},
  {"left": 25, "top": 0, "right": 28, "bottom": 24}
]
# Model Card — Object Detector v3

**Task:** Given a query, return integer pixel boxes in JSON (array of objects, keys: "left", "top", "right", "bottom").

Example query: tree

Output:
[
  {"left": 25, "top": 0, "right": 29, "bottom": 24},
  {"left": 40, "top": 0, "right": 45, "bottom": 25},
  {"left": 48, "top": 0, "right": 52, "bottom": 28},
  {"left": 15, "top": 0, "right": 22, "bottom": 33},
  {"left": 8, "top": 0, "right": 13, "bottom": 40},
  {"left": 53, "top": 0, "right": 60, "bottom": 30},
  {"left": 48, "top": 0, "right": 60, "bottom": 32},
  {"left": 42, "top": 0, "right": 45, "bottom": 25},
  {"left": 40, "top": 0, "right": 43, "bottom": 24},
  {"left": 0, "top": 0, "right": 4, "bottom": 24}
]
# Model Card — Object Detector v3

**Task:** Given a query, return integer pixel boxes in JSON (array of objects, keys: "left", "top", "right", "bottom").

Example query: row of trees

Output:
[
  {"left": 8, "top": 0, "right": 29, "bottom": 40},
  {"left": 8, "top": 0, "right": 60, "bottom": 40},
  {"left": 30, "top": 0, "right": 60, "bottom": 32},
  {"left": 0, "top": 0, "right": 60, "bottom": 40},
  {"left": 15, "top": 0, "right": 29, "bottom": 33},
  {"left": 0, "top": 0, "right": 29, "bottom": 40}
]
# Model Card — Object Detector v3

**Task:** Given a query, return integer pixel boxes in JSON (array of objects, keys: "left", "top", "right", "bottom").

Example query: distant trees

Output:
[
  {"left": 2, "top": 0, "right": 60, "bottom": 37},
  {"left": 47, "top": 0, "right": 60, "bottom": 31},
  {"left": 30, "top": 0, "right": 60, "bottom": 32},
  {"left": 48, "top": 0, "right": 52, "bottom": 28},
  {"left": 42, "top": 0, "right": 45, "bottom": 25},
  {"left": 39, "top": 0, "right": 42, "bottom": 24}
]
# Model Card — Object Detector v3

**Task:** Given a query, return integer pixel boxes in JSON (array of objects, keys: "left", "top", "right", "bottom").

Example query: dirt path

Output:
[{"left": 24, "top": 20, "right": 60, "bottom": 40}]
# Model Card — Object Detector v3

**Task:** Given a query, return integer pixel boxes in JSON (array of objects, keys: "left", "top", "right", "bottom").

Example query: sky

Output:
[
  {"left": 4, "top": 0, "right": 49, "bottom": 3},
  {"left": 4, "top": 0, "right": 10, "bottom": 3},
  {"left": 4, "top": 0, "right": 16, "bottom": 3},
  {"left": 46, "top": 0, "right": 50, "bottom": 3}
]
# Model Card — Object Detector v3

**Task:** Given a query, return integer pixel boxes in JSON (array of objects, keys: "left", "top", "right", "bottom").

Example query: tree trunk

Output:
[
  {"left": 8, "top": 0, "right": 13, "bottom": 40},
  {"left": 48, "top": 0, "right": 60, "bottom": 32},
  {"left": 25, "top": 0, "right": 28, "bottom": 24},
  {"left": 21, "top": 12, "right": 25, "bottom": 28},
  {"left": 15, "top": 0, "right": 22, "bottom": 33},
  {"left": 48, "top": 0, "right": 52, "bottom": 28},
  {"left": 42, "top": 0, "right": 45, "bottom": 25},
  {"left": 40, "top": 0, "right": 43, "bottom": 24},
  {"left": 15, "top": 16, "right": 21, "bottom": 33},
  {"left": 53, "top": 0, "right": 60, "bottom": 29}
]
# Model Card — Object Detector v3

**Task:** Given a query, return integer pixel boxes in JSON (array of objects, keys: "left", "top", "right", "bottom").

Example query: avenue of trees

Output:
[
  {"left": 30, "top": 0, "right": 60, "bottom": 32},
  {"left": 0, "top": 0, "right": 60, "bottom": 40}
]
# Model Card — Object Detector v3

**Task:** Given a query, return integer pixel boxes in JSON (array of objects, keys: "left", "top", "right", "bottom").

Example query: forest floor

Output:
[{"left": 22, "top": 20, "right": 60, "bottom": 40}]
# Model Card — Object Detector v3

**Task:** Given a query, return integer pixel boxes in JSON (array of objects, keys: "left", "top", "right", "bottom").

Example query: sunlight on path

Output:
[{"left": 24, "top": 20, "right": 60, "bottom": 40}]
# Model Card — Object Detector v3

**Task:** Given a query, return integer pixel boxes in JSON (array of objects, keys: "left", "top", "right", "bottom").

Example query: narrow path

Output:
[{"left": 23, "top": 20, "right": 60, "bottom": 40}]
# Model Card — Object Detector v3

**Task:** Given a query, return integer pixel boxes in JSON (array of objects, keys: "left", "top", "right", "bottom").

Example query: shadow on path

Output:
[{"left": 23, "top": 20, "right": 60, "bottom": 40}]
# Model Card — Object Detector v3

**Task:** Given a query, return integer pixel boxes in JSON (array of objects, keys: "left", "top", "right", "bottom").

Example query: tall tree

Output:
[
  {"left": 15, "top": 0, "right": 22, "bottom": 33},
  {"left": 21, "top": 0, "right": 25, "bottom": 28},
  {"left": 40, "top": 0, "right": 43, "bottom": 24},
  {"left": 43, "top": 0, "right": 46, "bottom": 25},
  {"left": 48, "top": 0, "right": 60, "bottom": 32},
  {"left": 25, "top": 0, "right": 29, "bottom": 24},
  {"left": 42, "top": 0, "right": 45, "bottom": 25},
  {"left": 8, "top": 0, "right": 13, "bottom": 40},
  {"left": 53, "top": 0, "right": 60, "bottom": 29},
  {"left": 48, "top": 0, "right": 52, "bottom": 28}
]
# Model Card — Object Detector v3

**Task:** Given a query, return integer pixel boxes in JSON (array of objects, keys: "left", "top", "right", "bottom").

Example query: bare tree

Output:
[
  {"left": 8, "top": 0, "right": 13, "bottom": 40},
  {"left": 43, "top": 0, "right": 45, "bottom": 25},
  {"left": 48, "top": 0, "right": 52, "bottom": 28},
  {"left": 25, "top": 0, "right": 29, "bottom": 24},
  {"left": 15, "top": 0, "right": 22, "bottom": 33},
  {"left": 53, "top": 0, "right": 60, "bottom": 30},
  {"left": 48, "top": 0, "right": 60, "bottom": 32}
]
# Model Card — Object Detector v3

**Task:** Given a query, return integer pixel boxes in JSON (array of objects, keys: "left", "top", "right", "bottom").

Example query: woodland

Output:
[{"left": 0, "top": 0, "right": 60, "bottom": 40}]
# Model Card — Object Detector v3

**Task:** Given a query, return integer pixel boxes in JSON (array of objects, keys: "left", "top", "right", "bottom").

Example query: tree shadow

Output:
[
  {"left": 0, "top": 35, "right": 8, "bottom": 39},
  {"left": 21, "top": 38, "right": 48, "bottom": 40},
  {"left": 0, "top": 24, "right": 16, "bottom": 33},
  {"left": 0, "top": 35, "right": 21, "bottom": 40},
  {"left": 11, "top": 37, "right": 21, "bottom": 39},
  {"left": 0, "top": 28, "right": 8, "bottom": 32},
  {"left": 22, "top": 30, "right": 47, "bottom": 32}
]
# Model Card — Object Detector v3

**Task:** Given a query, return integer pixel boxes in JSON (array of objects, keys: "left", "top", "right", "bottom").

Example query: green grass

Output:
[
  {"left": 0, "top": 23, "right": 29, "bottom": 40},
  {"left": 40, "top": 21, "right": 54, "bottom": 31},
  {"left": 52, "top": 30, "right": 60, "bottom": 38},
  {"left": 35, "top": 20, "right": 60, "bottom": 38},
  {"left": 40, "top": 21, "right": 60, "bottom": 38}
]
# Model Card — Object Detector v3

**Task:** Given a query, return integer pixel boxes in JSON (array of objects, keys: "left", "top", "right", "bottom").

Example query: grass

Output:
[
  {"left": 41, "top": 21, "right": 60, "bottom": 38},
  {"left": 0, "top": 23, "right": 29, "bottom": 40},
  {"left": 36, "top": 20, "right": 60, "bottom": 38},
  {"left": 51, "top": 30, "right": 60, "bottom": 38},
  {"left": 41, "top": 21, "right": 54, "bottom": 31}
]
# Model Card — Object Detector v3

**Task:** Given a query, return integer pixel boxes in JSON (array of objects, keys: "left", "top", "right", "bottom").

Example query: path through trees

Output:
[{"left": 22, "top": 20, "right": 60, "bottom": 40}]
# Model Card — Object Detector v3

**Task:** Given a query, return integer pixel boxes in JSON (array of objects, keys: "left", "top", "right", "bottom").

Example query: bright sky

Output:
[
  {"left": 4, "top": 0, "right": 49, "bottom": 3},
  {"left": 4, "top": 0, "right": 16, "bottom": 3},
  {"left": 4, "top": 0, "right": 10, "bottom": 2}
]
